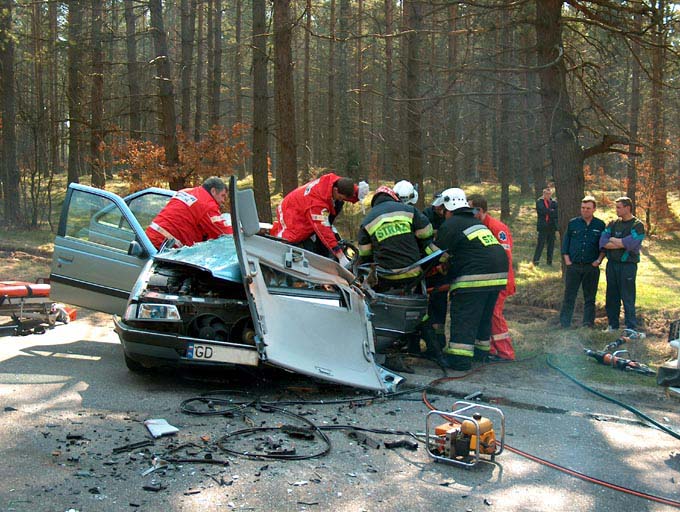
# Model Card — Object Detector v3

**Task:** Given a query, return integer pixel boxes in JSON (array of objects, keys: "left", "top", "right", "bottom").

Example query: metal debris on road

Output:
[
  {"left": 346, "top": 429, "right": 381, "bottom": 449},
  {"left": 383, "top": 439, "right": 418, "bottom": 450},
  {"left": 112, "top": 440, "right": 154, "bottom": 454}
]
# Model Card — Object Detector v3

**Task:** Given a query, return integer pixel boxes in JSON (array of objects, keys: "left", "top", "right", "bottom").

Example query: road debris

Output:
[
  {"left": 384, "top": 439, "right": 418, "bottom": 451},
  {"left": 346, "top": 429, "right": 380, "bottom": 449},
  {"left": 112, "top": 440, "right": 154, "bottom": 454},
  {"left": 144, "top": 418, "right": 179, "bottom": 438}
]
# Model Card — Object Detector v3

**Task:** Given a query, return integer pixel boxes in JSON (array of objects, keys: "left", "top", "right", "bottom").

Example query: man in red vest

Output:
[
  {"left": 271, "top": 173, "right": 369, "bottom": 267},
  {"left": 532, "top": 187, "right": 558, "bottom": 266},
  {"left": 146, "top": 176, "right": 233, "bottom": 250},
  {"left": 468, "top": 194, "right": 516, "bottom": 360}
]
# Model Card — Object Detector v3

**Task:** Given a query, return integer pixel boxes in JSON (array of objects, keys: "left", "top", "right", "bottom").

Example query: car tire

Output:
[{"left": 124, "top": 353, "right": 149, "bottom": 373}]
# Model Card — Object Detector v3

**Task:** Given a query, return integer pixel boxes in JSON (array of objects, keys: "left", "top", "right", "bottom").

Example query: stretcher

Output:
[{"left": 0, "top": 280, "right": 71, "bottom": 336}]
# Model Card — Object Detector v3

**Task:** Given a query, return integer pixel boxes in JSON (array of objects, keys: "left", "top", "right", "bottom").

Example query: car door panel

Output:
[
  {"left": 51, "top": 184, "right": 172, "bottom": 316},
  {"left": 229, "top": 177, "right": 392, "bottom": 392}
]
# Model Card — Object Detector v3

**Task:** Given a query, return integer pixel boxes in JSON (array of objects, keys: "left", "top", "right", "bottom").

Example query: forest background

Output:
[{"left": 1, "top": 1, "right": 680, "bottom": 370}]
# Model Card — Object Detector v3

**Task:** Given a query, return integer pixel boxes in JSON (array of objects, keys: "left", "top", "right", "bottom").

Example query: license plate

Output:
[{"left": 186, "top": 343, "right": 259, "bottom": 366}]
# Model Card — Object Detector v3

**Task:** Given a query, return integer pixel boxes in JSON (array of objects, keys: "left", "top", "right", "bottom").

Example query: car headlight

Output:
[{"left": 124, "top": 303, "right": 181, "bottom": 322}]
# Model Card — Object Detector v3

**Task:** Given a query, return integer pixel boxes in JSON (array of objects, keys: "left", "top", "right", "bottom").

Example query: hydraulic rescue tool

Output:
[
  {"left": 426, "top": 401, "right": 505, "bottom": 467},
  {"left": 584, "top": 331, "right": 655, "bottom": 376},
  {"left": 584, "top": 349, "right": 656, "bottom": 375}
]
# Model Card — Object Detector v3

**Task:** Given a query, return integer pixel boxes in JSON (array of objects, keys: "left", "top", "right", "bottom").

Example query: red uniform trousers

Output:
[{"left": 490, "top": 288, "right": 514, "bottom": 360}]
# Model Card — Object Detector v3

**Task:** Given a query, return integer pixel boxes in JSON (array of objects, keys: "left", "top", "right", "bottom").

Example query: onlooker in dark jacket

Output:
[
  {"left": 599, "top": 196, "right": 645, "bottom": 331},
  {"left": 559, "top": 196, "right": 605, "bottom": 328},
  {"left": 532, "top": 187, "right": 558, "bottom": 266}
]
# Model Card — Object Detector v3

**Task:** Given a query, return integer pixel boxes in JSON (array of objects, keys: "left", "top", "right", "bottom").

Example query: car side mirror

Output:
[{"left": 128, "top": 240, "right": 146, "bottom": 258}]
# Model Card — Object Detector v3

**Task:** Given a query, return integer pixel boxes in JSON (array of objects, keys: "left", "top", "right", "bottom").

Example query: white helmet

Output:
[
  {"left": 393, "top": 180, "right": 419, "bottom": 205},
  {"left": 438, "top": 187, "right": 469, "bottom": 211}
]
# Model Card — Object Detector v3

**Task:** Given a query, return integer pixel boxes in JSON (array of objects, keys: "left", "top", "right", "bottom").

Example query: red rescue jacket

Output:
[
  {"left": 483, "top": 214, "right": 516, "bottom": 295},
  {"left": 271, "top": 173, "right": 358, "bottom": 256},
  {"left": 146, "top": 185, "right": 233, "bottom": 249}
]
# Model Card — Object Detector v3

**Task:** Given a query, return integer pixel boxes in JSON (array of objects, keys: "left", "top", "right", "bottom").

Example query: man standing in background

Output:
[
  {"left": 532, "top": 187, "right": 558, "bottom": 266},
  {"left": 599, "top": 196, "right": 645, "bottom": 332},
  {"left": 559, "top": 196, "right": 605, "bottom": 329}
]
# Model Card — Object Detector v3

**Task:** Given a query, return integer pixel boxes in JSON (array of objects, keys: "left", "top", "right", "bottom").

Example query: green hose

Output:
[{"left": 546, "top": 354, "right": 680, "bottom": 441}]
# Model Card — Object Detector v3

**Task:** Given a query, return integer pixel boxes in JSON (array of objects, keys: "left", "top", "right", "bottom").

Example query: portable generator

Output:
[{"left": 426, "top": 401, "right": 505, "bottom": 467}]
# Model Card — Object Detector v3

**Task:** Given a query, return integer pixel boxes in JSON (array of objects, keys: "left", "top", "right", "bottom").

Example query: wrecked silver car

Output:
[{"left": 50, "top": 177, "right": 401, "bottom": 392}]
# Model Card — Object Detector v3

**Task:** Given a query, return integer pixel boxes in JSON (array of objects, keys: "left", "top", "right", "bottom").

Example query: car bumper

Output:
[{"left": 113, "top": 315, "right": 260, "bottom": 369}]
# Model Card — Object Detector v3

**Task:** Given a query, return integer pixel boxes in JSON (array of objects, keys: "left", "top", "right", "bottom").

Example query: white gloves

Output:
[
  {"left": 337, "top": 254, "right": 352, "bottom": 269},
  {"left": 357, "top": 181, "right": 369, "bottom": 202}
]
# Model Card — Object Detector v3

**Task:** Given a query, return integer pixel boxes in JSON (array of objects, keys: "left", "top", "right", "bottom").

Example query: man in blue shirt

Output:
[
  {"left": 599, "top": 196, "right": 645, "bottom": 331},
  {"left": 559, "top": 196, "right": 605, "bottom": 328}
]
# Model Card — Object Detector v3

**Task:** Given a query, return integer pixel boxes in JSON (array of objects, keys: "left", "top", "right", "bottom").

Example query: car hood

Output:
[{"left": 153, "top": 235, "right": 242, "bottom": 283}]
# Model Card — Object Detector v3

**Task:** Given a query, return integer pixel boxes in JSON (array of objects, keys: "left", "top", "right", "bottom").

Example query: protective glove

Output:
[
  {"left": 357, "top": 181, "right": 369, "bottom": 202},
  {"left": 337, "top": 254, "right": 352, "bottom": 269}
]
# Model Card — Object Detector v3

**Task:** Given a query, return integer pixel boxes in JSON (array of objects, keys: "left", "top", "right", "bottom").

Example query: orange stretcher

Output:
[{"left": 0, "top": 280, "right": 71, "bottom": 335}]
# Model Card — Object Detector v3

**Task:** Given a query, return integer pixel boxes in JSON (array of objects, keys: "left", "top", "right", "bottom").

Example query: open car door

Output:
[
  {"left": 50, "top": 184, "right": 173, "bottom": 316},
  {"left": 229, "top": 177, "right": 398, "bottom": 392}
]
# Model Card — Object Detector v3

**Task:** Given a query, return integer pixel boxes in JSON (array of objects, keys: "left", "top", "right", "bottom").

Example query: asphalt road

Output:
[{"left": 1, "top": 311, "right": 679, "bottom": 512}]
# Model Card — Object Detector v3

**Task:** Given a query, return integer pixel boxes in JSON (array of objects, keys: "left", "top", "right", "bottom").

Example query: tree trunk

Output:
[
  {"left": 497, "top": 4, "right": 510, "bottom": 222},
  {"left": 627, "top": 12, "right": 641, "bottom": 215},
  {"left": 382, "top": 0, "right": 394, "bottom": 181},
  {"left": 90, "top": 0, "right": 106, "bottom": 189},
  {"left": 149, "top": 0, "right": 181, "bottom": 188},
  {"left": 209, "top": 0, "right": 222, "bottom": 128},
  {"left": 404, "top": 0, "right": 423, "bottom": 199},
  {"left": 273, "top": 0, "right": 298, "bottom": 195},
  {"left": 649, "top": 0, "right": 668, "bottom": 222},
  {"left": 446, "top": 4, "right": 459, "bottom": 188},
  {"left": 301, "top": 0, "right": 311, "bottom": 182},
  {"left": 48, "top": 1, "right": 59, "bottom": 176},
  {"left": 0, "top": 0, "right": 20, "bottom": 225},
  {"left": 124, "top": 0, "right": 141, "bottom": 141},
  {"left": 337, "top": 0, "right": 352, "bottom": 176},
  {"left": 194, "top": 0, "right": 204, "bottom": 141},
  {"left": 326, "top": 0, "right": 336, "bottom": 168},
  {"left": 535, "top": 0, "right": 584, "bottom": 236},
  {"left": 67, "top": 0, "right": 83, "bottom": 185},
  {"left": 252, "top": 0, "right": 271, "bottom": 221},
  {"left": 234, "top": 0, "right": 245, "bottom": 178},
  {"left": 356, "top": 0, "right": 365, "bottom": 178},
  {"left": 180, "top": 0, "right": 196, "bottom": 135}
]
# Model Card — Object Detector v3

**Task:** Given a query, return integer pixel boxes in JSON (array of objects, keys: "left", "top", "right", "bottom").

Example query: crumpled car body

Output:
[{"left": 50, "top": 178, "right": 402, "bottom": 392}]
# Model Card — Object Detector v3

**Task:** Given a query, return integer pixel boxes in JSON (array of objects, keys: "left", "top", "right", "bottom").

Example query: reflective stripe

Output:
[
  {"left": 451, "top": 279, "right": 507, "bottom": 291},
  {"left": 474, "top": 339, "right": 490, "bottom": 350},
  {"left": 463, "top": 225, "right": 487, "bottom": 236},
  {"left": 444, "top": 345, "right": 474, "bottom": 357},
  {"left": 149, "top": 222, "right": 183, "bottom": 248},
  {"left": 382, "top": 268, "right": 422, "bottom": 280},
  {"left": 415, "top": 224, "right": 434, "bottom": 239},
  {"left": 358, "top": 243, "right": 373, "bottom": 256},
  {"left": 456, "top": 272, "right": 508, "bottom": 282},
  {"left": 364, "top": 212, "right": 413, "bottom": 235},
  {"left": 491, "top": 332, "right": 512, "bottom": 341}
]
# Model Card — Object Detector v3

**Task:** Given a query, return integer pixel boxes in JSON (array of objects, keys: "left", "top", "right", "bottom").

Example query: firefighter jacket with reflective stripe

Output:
[
  {"left": 483, "top": 214, "right": 515, "bottom": 295},
  {"left": 146, "top": 185, "right": 233, "bottom": 249},
  {"left": 357, "top": 194, "right": 436, "bottom": 276},
  {"left": 435, "top": 208, "right": 508, "bottom": 292},
  {"left": 271, "top": 173, "right": 358, "bottom": 256}
]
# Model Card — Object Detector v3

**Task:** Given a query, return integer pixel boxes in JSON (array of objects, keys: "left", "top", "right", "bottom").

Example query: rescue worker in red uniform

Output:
[
  {"left": 146, "top": 176, "right": 233, "bottom": 250},
  {"left": 467, "top": 194, "right": 516, "bottom": 360},
  {"left": 271, "top": 173, "right": 369, "bottom": 266}
]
